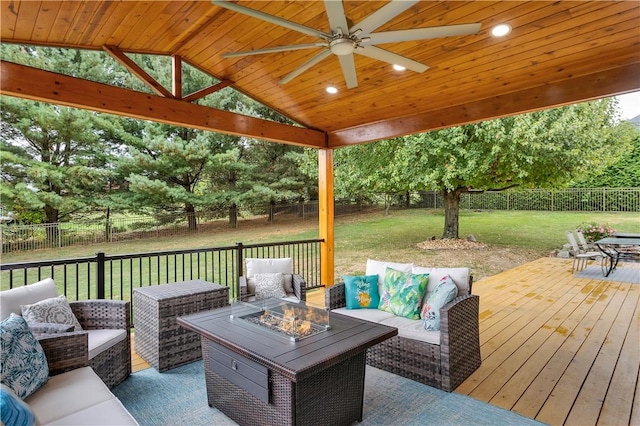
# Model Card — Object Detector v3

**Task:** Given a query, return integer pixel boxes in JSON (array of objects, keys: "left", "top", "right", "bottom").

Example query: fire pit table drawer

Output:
[{"left": 208, "top": 340, "right": 269, "bottom": 403}]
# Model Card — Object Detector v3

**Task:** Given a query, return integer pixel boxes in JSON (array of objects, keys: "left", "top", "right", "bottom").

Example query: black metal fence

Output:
[{"left": 0, "top": 239, "right": 323, "bottom": 316}]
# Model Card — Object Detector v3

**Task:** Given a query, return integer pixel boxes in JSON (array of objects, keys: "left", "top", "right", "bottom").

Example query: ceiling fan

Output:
[{"left": 212, "top": 0, "right": 481, "bottom": 89}]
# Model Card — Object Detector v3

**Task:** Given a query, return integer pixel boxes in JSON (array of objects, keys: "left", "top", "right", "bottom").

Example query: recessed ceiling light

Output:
[
  {"left": 393, "top": 64, "right": 406, "bottom": 71},
  {"left": 491, "top": 24, "right": 511, "bottom": 37},
  {"left": 326, "top": 86, "right": 338, "bottom": 94}
]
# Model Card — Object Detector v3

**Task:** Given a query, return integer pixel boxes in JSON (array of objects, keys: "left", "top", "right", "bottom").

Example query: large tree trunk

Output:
[
  {"left": 185, "top": 203, "right": 197, "bottom": 231},
  {"left": 442, "top": 188, "right": 464, "bottom": 239},
  {"left": 229, "top": 203, "right": 238, "bottom": 228},
  {"left": 44, "top": 204, "right": 60, "bottom": 244}
]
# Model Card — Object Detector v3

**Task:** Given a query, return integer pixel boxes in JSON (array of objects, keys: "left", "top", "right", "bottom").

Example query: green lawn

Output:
[{"left": 2, "top": 209, "right": 638, "bottom": 291}]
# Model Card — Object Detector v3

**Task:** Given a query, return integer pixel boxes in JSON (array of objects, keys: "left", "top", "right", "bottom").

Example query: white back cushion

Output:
[
  {"left": 245, "top": 258, "right": 293, "bottom": 277},
  {"left": 1, "top": 278, "right": 58, "bottom": 321}
]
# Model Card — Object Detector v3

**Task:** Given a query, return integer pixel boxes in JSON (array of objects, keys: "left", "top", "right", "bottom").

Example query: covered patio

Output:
[{"left": 2, "top": 2, "right": 639, "bottom": 425}]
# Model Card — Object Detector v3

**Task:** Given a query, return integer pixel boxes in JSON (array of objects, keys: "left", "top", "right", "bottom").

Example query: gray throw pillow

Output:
[
  {"left": 21, "top": 295, "right": 83, "bottom": 331},
  {"left": 254, "top": 273, "right": 287, "bottom": 300},
  {"left": 28, "top": 322, "right": 75, "bottom": 334}
]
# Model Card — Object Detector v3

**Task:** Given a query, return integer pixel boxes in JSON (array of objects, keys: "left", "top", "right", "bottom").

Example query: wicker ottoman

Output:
[{"left": 133, "top": 280, "right": 228, "bottom": 372}]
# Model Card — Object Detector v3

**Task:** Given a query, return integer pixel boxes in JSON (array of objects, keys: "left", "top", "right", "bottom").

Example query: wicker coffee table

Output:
[
  {"left": 177, "top": 301, "right": 397, "bottom": 426},
  {"left": 134, "top": 280, "right": 228, "bottom": 372}
]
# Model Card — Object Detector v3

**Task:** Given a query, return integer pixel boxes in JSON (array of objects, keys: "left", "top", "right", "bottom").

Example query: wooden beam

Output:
[
  {"left": 103, "top": 45, "right": 174, "bottom": 99},
  {"left": 172, "top": 55, "right": 182, "bottom": 99},
  {"left": 183, "top": 80, "right": 234, "bottom": 103},
  {"left": 327, "top": 63, "right": 640, "bottom": 147},
  {"left": 318, "top": 149, "right": 335, "bottom": 287},
  {"left": 0, "top": 60, "right": 327, "bottom": 148}
]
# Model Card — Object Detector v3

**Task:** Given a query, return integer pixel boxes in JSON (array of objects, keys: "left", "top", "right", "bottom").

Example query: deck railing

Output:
[{"left": 0, "top": 239, "right": 323, "bottom": 316}]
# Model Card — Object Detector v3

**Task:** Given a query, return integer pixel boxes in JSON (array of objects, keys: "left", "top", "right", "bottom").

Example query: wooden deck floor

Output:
[{"left": 131, "top": 258, "right": 639, "bottom": 426}]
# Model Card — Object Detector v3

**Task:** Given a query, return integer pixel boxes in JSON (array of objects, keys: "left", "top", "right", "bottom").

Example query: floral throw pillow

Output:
[
  {"left": 0, "top": 314, "right": 49, "bottom": 399},
  {"left": 378, "top": 267, "right": 408, "bottom": 313},
  {"left": 344, "top": 275, "right": 380, "bottom": 309},
  {"left": 21, "top": 295, "right": 83, "bottom": 331},
  {"left": 387, "top": 273, "right": 430, "bottom": 319},
  {"left": 254, "top": 272, "right": 287, "bottom": 300},
  {"left": 421, "top": 275, "right": 459, "bottom": 331}
]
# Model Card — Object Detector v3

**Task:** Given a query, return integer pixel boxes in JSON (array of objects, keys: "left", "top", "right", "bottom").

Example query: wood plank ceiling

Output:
[{"left": 1, "top": 1, "right": 639, "bottom": 148}]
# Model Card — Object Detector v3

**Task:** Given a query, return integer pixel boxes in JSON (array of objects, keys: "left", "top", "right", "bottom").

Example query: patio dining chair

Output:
[{"left": 566, "top": 230, "right": 604, "bottom": 272}]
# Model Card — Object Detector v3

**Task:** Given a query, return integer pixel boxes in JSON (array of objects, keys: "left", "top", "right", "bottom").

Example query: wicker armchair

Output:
[
  {"left": 239, "top": 257, "right": 307, "bottom": 303},
  {"left": 0, "top": 279, "right": 131, "bottom": 389},
  {"left": 325, "top": 281, "right": 481, "bottom": 392}
]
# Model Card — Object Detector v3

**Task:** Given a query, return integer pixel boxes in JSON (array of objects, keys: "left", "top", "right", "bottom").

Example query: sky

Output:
[{"left": 615, "top": 91, "right": 640, "bottom": 120}]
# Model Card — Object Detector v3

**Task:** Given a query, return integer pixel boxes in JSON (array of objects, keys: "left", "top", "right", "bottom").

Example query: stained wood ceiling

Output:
[{"left": 1, "top": 1, "right": 639, "bottom": 148}]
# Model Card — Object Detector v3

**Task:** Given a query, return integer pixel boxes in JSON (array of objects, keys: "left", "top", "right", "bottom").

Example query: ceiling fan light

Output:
[
  {"left": 326, "top": 86, "right": 338, "bottom": 94},
  {"left": 393, "top": 64, "right": 406, "bottom": 71},
  {"left": 329, "top": 38, "right": 356, "bottom": 56},
  {"left": 491, "top": 24, "right": 511, "bottom": 37}
]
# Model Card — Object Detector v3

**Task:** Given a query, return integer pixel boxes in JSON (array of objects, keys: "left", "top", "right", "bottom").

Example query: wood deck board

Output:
[{"left": 129, "top": 258, "right": 638, "bottom": 425}]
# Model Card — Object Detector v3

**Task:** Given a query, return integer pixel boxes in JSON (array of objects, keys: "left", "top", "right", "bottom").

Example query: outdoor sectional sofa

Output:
[{"left": 325, "top": 260, "right": 481, "bottom": 392}]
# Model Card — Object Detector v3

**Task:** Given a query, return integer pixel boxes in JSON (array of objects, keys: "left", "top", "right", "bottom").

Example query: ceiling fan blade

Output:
[
  {"left": 223, "top": 43, "right": 327, "bottom": 58},
  {"left": 366, "top": 24, "right": 482, "bottom": 44},
  {"left": 356, "top": 45, "right": 429, "bottom": 73},
  {"left": 212, "top": 0, "right": 330, "bottom": 39},
  {"left": 353, "top": 0, "right": 419, "bottom": 35},
  {"left": 280, "top": 50, "right": 332, "bottom": 84},
  {"left": 324, "top": 0, "right": 349, "bottom": 35},
  {"left": 338, "top": 54, "right": 358, "bottom": 89}
]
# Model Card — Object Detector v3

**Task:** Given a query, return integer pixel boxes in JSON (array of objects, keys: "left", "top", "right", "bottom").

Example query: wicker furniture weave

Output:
[
  {"left": 326, "top": 282, "right": 481, "bottom": 392},
  {"left": 37, "top": 332, "right": 89, "bottom": 376},
  {"left": 133, "top": 280, "right": 229, "bottom": 372},
  {"left": 68, "top": 299, "right": 131, "bottom": 388}
]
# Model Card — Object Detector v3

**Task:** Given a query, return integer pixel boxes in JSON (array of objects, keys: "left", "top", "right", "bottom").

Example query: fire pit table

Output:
[{"left": 177, "top": 298, "right": 397, "bottom": 426}]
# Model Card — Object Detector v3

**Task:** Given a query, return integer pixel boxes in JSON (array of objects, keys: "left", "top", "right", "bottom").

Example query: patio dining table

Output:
[{"left": 594, "top": 236, "right": 640, "bottom": 277}]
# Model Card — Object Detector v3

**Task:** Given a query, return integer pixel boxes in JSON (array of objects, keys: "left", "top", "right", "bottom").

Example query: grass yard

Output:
[{"left": 2, "top": 209, "right": 638, "bottom": 284}]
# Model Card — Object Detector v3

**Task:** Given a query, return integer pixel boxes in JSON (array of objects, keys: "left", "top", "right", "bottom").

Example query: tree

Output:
[{"left": 333, "top": 99, "right": 633, "bottom": 239}]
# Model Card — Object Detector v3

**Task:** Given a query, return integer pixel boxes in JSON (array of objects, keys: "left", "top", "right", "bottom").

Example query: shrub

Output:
[{"left": 576, "top": 222, "right": 616, "bottom": 242}]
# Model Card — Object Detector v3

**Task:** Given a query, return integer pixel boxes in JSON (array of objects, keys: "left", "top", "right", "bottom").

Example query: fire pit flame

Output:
[{"left": 238, "top": 302, "right": 330, "bottom": 341}]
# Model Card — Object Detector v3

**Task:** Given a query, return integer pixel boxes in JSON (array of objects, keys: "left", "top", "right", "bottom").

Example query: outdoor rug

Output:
[
  {"left": 112, "top": 361, "right": 544, "bottom": 426},
  {"left": 575, "top": 262, "right": 640, "bottom": 284}
]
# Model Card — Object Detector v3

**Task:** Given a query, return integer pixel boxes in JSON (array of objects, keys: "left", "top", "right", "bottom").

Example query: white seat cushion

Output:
[
  {"left": 332, "top": 307, "right": 396, "bottom": 323},
  {"left": 87, "top": 329, "right": 127, "bottom": 360},
  {"left": 379, "top": 316, "right": 441, "bottom": 345},
  {"left": 412, "top": 266, "right": 470, "bottom": 296},
  {"left": 48, "top": 399, "right": 138, "bottom": 425},
  {"left": 24, "top": 367, "right": 120, "bottom": 425},
  {"left": 365, "top": 259, "right": 414, "bottom": 295}
]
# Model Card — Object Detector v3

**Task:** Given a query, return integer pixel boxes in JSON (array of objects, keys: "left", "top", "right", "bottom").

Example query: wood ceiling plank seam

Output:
[
  {"left": 325, "top": 63, "right": 640, "bottom": 147},
  {"left": 31, "top": 1, "right": 61, "bottom": 41},
  {"left": 90, "top": 2, "right": 133, "bottom": 47},
  {"left": 78, "top": 1, "right": 117, "bottom": 47},
  {"left": 121, "top": 1, "right": 173, "bottom": 49},
  {"left": 63, "top": 1, "right": 107, "bottom": 46},
  {"left": 106, "top": 2, "right": 160, "bottom": 50},
  {"left": 0, "top": 0, "right": 20, "bottom": 39},
  {"left": 47, "top": 1, "right": 82, "bottom": 46},
  {"left": 150, "top": 2, "right": 219, "bottom": 53},
  {"left": 11, "top": 0, "right": 40, "bottom": 40}
]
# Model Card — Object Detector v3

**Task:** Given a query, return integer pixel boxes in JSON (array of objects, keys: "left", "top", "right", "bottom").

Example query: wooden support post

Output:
[{"left": 318, "top": 149, "right": 335, "bottom": 287}]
